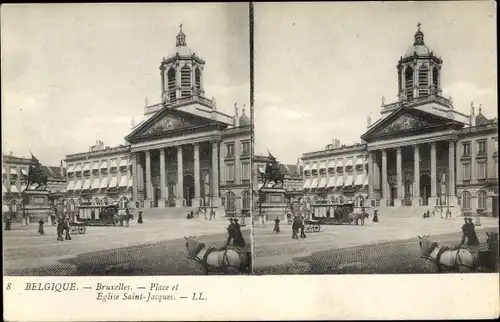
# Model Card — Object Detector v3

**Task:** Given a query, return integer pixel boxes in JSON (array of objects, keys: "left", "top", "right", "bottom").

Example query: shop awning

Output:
[
  {"left": 128, "top": 177, "right": 133, "bottom": 188},
  {"left": 354, "top": 174, "right": 364, "bottom": 186},
  {"left": 108, "top": 176, "right": 118, "bottom": 188},
  {"left": 10, "top": 168, "right": 17, "bottom": 175},
  {"left": 73, "top": 180, "right": 82, "bottom": 191},
  {"left": 344, "top": 159, "right": 354, "bottom": 167},
  {"left": 110, "top": 160, "right": 118, "bottom": 168},
  {"left": 317, "top": 177, "right": 327, "bottom": 189},
  {"left": 335, "top": 176, "right": 344, "bottom": 188},
  {"left": 100, "top": 161, "right": 108, "bottom": 169},
  {"left": 355, "top": 158, "right": 364, "bottom": 166},
  {"left": 67, "top": 165, "right": 74, "bottom": 173},
  {"left": 363, "top": 174, "right": 369, "bottom": 186},
  {"left": 344, "top": 175, "right": 354, "bottom": 186},
  {"left": 319, "top": 162, "right": 327, "bottom": 170},
  {"left": 336, "top": 160, "right": 344, "bottom": 168},
  {"left": 20, "top": 168, "right": 28, "bottom": 176},
  {"left": 74, "top": 165, "right": 82, "bottom": 172},
  {"left": 10, "top": 185, "right": 18, "bottom": 193},
  {"left": 303, "top": 164, "right": 310, "bottom": 172},
  {"left": 83, "top": 163, "right": 91, "bottom": 172},
  {"left": 99, "top": 177, "right": 108, "bottom": 189},
  {"left": 119, "top": 159, "right": 128, "bottom": 168},
  {"left": 82, "top": 179, "right": 91, "bottom": 190},
  {"left": 66, "top": 181, "right": 74, "bottom": 191},
  {"left": 309, "top": 178, "right": 318, "bottom": 189},
  {"left": 92, "top": 162, "right": 99, "bottom": 171},
  {"left": 327, "top": 176, "right": 336, "bottom": 188},
  {"left": 327, "top": 160, "right": 336, "bottom": 169},
  {"left": 311, "top": 163, "right": 318, "bottom": 171},
  {"left": 302, "top": 179, "right": 311, "bottom": 190},
  {"left": 91, "top": 179, "right": 100, "bottom": 190},
  {"left": 118, "top": 176, "right": 128, "bottom": 187},
  {"left": 258, "top": 166, "right": 265, "bottom": 174}
]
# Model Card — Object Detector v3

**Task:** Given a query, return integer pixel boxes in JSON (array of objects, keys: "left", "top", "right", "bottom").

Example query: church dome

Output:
[
  {"left": 239, "top": 107, "right": 250, "bottom": 126},
  {"left": 402, "top": 23, "right": 440, "bottom": 59},
  {"left": 173, "top": 24, "right": 192, "bottom": 56}
]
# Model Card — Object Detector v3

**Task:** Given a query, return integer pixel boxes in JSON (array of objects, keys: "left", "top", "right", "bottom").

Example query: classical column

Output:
[
  {"left": 212, "top": 141, "right": 221, "bottom": 206},
  {"left": 159, "top": 148, "right": 166, "bottom": 208},
  {"left": 144, "top": 150, "right": 152, "bottom": 208},
  {"left": 175, "top": 66, "right": 181, "bottom": 99},
  {"left": 175, "top": 145, "right": 185, "bottom": 207},
  {"left": 381, "top": 149, "right": 388, "bottom": 206},
  {"left": 448, "top": 140, "right": 457, "bottom": 207},
  {"left": 412, "top": 144, "right": 421, "bottom": 207},
  {"left": 193, "top": 143, "right": 201, "bottom": 207},
  {"left": 430, "top": 142, "right": 438, "bottom": 206},
  {"left": 132, "top": 153, "right": 138, "bottom": 205},
  {"left": 367, "top": 152, "right": 373, "bottom": 200},
  {"left": 396, "top": 147, "right": 403, "bottom": 207}
]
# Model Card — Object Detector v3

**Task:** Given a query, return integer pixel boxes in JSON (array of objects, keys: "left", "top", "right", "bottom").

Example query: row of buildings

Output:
[{"left": 299, "top": 25, "right": 498, "bottom": 217}]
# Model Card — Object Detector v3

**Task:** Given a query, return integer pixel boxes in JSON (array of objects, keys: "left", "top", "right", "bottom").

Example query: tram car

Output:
[{"left": 310, "top": 202, "right": 355, "bottom": 225}]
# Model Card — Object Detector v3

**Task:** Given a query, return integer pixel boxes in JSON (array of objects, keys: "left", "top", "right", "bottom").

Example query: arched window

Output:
[
  {"left": 102, "top": 197, "right": 108, "bottom": 206},
  {"left": 195, "top": 68, "right": 201, "bottom": 92},
  {"left": 356, "top": 195, "right": 365, "bottom": 207},
  {"left": 167, "top": 68, "right": 176, "bottom": 101},
  {"left": 462, "top": 191, "right": 471, "bottom": 210},
  {"left": 330, "top": 196, "right": 336, "bottom": 204},
  {"left": 405, "top": 67, "right": 414, "bottom": 100},
  {"left": 432, "top": 67, "right": 439, "bottom": 88},
  {"left": 225, "top": 191, "right": 236, "bottom": 211},
  {"left": 119, "top": 196, "right": 128, "bottom": 209},
  {"left": 241, "top": 190, "right": 250, "bottom": 210},
  {"left": 418, "top": 66, "right": 429, "bottom": 87},
  {"left": 477, "top": 190, "right": 487, "bottom": 209},
  {"left": 180, "top": 66, "right": 191, "bottom": 97}
]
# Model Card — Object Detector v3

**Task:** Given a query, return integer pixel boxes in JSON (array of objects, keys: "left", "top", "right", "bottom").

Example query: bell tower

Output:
[
  {"left": 396, "top": 23, "right": 443, "bottom": 102},
  {"left": 159, "top": 24, "right": 206, "bottom": 106}
]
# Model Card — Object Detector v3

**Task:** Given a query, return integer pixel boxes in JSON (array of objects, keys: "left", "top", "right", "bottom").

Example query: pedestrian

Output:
[
  {"left": 64, "top": 217, "right": 72, "bottom": 240},
  {"left": 426, "top": 209, "right": 430, "bottom": 218},
  {"left": 291, "top": 216, "right": 299, "bottom": 239},
  {"left": 226, "top": 218, "right": 235, "bottom": 246},
  {"left": 460, "top": 217, "right": 469, "bottom": 245},
  {"left": 232, "top": 219, "right": 246, "bottom": 247},
  {"left": 372, "top": 210, "right": 379, "bottom": 222},
  {"left": 273, "top": 217, "right": 281, "bottom": 233},
  {"left": 137, "top": 211, "right": 143, "bottom": 224},
  {"left": 299, "top": 216, "right": 307, "bottom": 239},
  {"left": 467, "top": 218, "right": 480, "bottom": 246},
  {"left": 5, "top": 213, "right": 12, "bottom": 231},
  {"left": 38, "top": 218, "right": 45, "bottom": 235},
  {"left": 56, "top": 217, "right": 64, "bottom": 241},
  {"left": 125, "top": 208, "right": 131, "bottom": 227}
]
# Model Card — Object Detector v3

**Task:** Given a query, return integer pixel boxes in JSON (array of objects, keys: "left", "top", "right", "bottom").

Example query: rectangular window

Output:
[
  {"left": 477, "top": 161, "right": 487, "bottom": 179},
  {"left": 226, "top": 164, "right": 235, "bottom": 182},
  {"left": 462, "top": 142, "right": 471, "bottom": 157},
  {"left": 418, "top": 69, "right": 429, "bottom": 86},
  {"left": 493, "top": 138, "right": 498, "bottom": 153},
  {"left": 241, "top": 162, "right": 250, "bottom": 180},
  {"left": 418, "top": 89, "right": 429, "bottom": 97},
  {"left": 225, "top": 143, "right": 235, "bottom": 158},
  {"left": 241, "top": 141, "right": 250, "bottom": 155},
  {"left": 477, "top": 140, "right": 487, "bottom": 155},
  {"left": 463, "top": 163, "right": 471, "bottom": 181}
]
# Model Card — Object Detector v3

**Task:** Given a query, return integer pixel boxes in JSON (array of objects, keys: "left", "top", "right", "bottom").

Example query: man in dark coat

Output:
[
  {"left": 38, "top": 218, "right": 45, "bottom": 235},
  {"left": 292, "top": 216, "right": 299, "bottom": 239},
  {"left": 56, "top": 217, "right": 64, "bottom": 241},
  {"left": 299, "top": 216, "right": 307, "bottom": 239},
  {"left": 273, "top": 217, "right": 280, "bottom": 233},
  {"left": 460, "top": 217, "right": 470, "bottom": 245},
  {"left": 64, "top": 217, "right": 72, "bottom": 240},
  {"left": 232, "top": 219, "right": 246, "bottom": 247},
  {"left": 226, "top": 218, "right": 235, "bottom": 245},
  {"left": 137, "top": 211, "right": 143, "bottom": 224},
  {"left": 467, "top": 218, "right": 480, "bottom": 246}
]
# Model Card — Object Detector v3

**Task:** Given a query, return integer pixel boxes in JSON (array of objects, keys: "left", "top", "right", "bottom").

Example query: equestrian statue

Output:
[
  {"left": 261, "top": 150, "right": 285, "bottom": 189},
  {"left": 24, "top": 152, "right": 48, "bottom": 191}
]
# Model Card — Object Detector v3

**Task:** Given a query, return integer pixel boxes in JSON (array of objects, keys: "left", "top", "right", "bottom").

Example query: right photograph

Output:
[{"left": 252, "top": 2, "right": 498, "bottom": 274}]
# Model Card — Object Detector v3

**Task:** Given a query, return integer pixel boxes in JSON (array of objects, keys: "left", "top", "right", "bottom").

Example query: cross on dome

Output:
[
  {"left": 414, "top": 22, "right": 425, "bottom": 46},
  {"left": 176, "top": 23, "right": 187, "bottom": 47}
]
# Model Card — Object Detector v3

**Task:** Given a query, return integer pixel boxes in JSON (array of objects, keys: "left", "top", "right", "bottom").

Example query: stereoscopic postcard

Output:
[{"left": 2, "top": 2, "right": 498, "bottom": 321}]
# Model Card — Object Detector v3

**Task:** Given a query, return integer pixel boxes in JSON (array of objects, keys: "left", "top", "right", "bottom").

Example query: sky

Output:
[
  {"left": 1, "top": 3, "right": 249, "bottom": 165},
  {"left": 254, "top": 2, "right": 497, "bottom": 165}
]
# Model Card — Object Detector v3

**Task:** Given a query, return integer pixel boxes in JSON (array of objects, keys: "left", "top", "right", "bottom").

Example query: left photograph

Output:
[{"left": 2, "top": 3, "right": 252, "bottom": 275}]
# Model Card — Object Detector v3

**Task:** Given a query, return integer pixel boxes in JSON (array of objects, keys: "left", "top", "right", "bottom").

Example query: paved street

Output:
[
  {"left": 4, "top": 216, "right": 251, "bottom": 276},
  {"left": 254, "top": 215, "right": 499, "bottom": 274}
]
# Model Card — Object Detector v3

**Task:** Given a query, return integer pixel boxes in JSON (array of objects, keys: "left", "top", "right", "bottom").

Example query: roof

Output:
[{"left": 40, "top": 166, "right": 66, "bottom": 182}]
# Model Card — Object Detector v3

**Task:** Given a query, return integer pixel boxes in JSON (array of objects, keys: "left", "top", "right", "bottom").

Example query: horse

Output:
[
  {"left": 184, "top": 236, "right": 251, "bottom": 274},
  {"left": 348, "top": 212, "right": 369, "bottom": 225},
  {"left": 261, "top": 163, "right": 284, "bottom": 188},
  {"left": 417, "top": 235, "right": 477, "bottom": 273},
  {"left": 24, "top": 165, "right": 48, "bottom": 191}
]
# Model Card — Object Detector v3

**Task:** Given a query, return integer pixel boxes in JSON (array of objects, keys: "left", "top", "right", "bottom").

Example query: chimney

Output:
[
  {"left": 233, "top": 102, "right": 239, "bottom": 127},
  {"left": 60, "top": 160, "right": 64, "bottom": 176},
  {"left": 470, "top": 102, "right": 476, "bottom": 127},
  {"left": 367, "top": 116, "right": 371, "bottom": 127}
]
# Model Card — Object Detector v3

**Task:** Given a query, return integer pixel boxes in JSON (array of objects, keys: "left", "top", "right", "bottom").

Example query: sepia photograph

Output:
[
  {"left": 253, "top": 2, "right": 498, "bottom": 275},
  {"left": 2, "top": 3, "right": 252, "bottom": 276}
]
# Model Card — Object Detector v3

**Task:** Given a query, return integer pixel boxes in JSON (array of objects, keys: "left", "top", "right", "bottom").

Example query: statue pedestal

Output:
[
  {"left": 257, "top": 187, "right": 288, "bottom": 223},
  {"left": 21, "top": 189, "right": 51, "bottom": 225}
]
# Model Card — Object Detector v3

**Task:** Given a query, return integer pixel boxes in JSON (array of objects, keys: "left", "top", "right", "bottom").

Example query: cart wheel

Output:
[
  {"left": 313, "top": 224, "right": 321, "bottom": 232},
  {"left": 78, "top": 226, "right": 86, "bottom": 234},
  {"left": 305, "top": 226, "right": 312, "bottom": 233}
]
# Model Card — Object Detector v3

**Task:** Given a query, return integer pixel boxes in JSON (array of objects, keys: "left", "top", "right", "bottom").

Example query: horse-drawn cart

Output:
[
  {"left": 70, "top": 221, "right": 87, "bottom": 234},
  {"left": 304, "top": 219, "right": 321, "bottom": 233}
]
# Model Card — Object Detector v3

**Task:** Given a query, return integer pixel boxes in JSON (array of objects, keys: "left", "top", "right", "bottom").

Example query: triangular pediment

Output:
[
  {"left": 361, "top": 107, "right": 464, "bottom": 142},
  {"left": 125, "top": 107, "right": 225, "bottom": 142}
]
